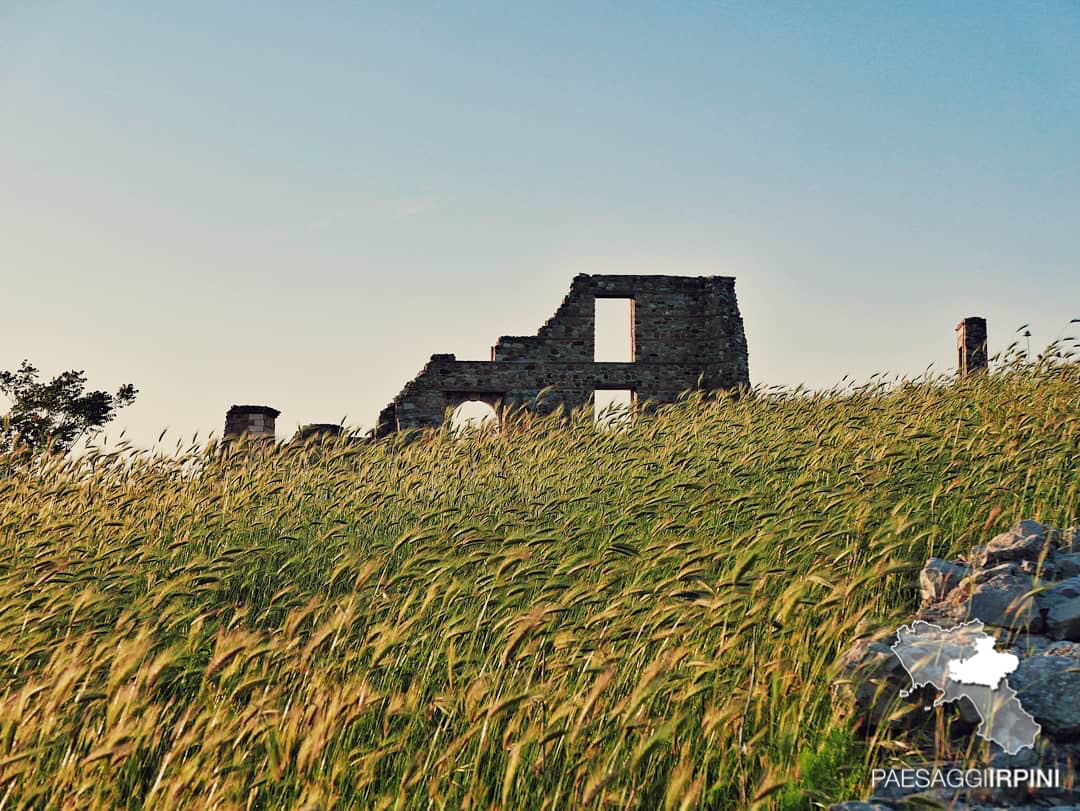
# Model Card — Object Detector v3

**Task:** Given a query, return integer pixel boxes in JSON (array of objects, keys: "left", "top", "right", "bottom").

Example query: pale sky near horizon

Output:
[{"left": 2, "top": 2, "right": 1078, "bottom": 448}]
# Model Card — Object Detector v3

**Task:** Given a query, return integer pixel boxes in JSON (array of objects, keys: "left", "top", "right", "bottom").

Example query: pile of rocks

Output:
[{"left": 832, "top": 520, "right": 1080, "bottom": 810}]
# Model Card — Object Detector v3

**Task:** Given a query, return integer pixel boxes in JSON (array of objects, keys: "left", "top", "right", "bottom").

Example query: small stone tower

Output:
[
  {"left": 224, "top": 405, "right": 280, "bottom": 440},
  {"left": 956, "top": 317, "right": 988, "bottom": 376}
]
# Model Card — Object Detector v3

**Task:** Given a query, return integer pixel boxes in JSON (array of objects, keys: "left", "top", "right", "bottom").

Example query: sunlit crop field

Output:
[{"left": 1, "top": 361, "right": 1076, "bottom": 810}]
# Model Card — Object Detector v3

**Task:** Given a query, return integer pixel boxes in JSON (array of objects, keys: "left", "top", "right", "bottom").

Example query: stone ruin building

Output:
[
  {"left": 223, "top": 407, "right": 345, "bottom": 445},
  {"left": 222, "top": 281, "right": 992, "bottom": 442},
  {"left": 375, "top": 273, "right": 751, "bottom": 435}
]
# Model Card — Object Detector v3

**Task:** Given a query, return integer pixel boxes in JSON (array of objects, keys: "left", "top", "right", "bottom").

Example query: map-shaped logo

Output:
[{"left": 891, "top": 620, "right": 1040, "bottom": 754}]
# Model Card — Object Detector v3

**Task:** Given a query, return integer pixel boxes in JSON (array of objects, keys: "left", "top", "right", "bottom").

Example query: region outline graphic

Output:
[{"left": 890, "top": 620, "right": 1041, "bottom": 755}]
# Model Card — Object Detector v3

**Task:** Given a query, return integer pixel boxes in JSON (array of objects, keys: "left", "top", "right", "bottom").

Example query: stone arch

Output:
[{"left": 446, "top": 392, "right": 504, "bottom": 433}]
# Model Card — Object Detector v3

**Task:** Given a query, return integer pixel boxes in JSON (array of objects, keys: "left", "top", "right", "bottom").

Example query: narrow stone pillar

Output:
[
  {"left": 224, "top": 405, "right": 280, "bottom": 440},
  {"left": 956, "top": 317, "right": 988, "bottom": 376}
]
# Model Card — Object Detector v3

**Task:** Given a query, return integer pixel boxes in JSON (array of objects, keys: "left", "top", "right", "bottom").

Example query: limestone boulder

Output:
[
  {"left": 1008, "top": 646, "right": 1080, "bottom": 737},
  {"left": 919, "top": 558, "right": 970, "bottom": 603},
  {"left": 1057, "top": 526, "right": 1080, "bottom": 554},
  {"left": 999, "top": 631, "right": 1056, "bottom": 657},
  {"left": 973, "top": 561, "right": 1017, "bottom": 584},
  {"left": 979, "top": 520, "right": 1056, "bottom": 566},
  {"left": 1038, "top": 577, "right": 1080, "bottom": 642},
  {"left": 832, "top": 636, "right": 929, "bottom": 731},
  {"left": 982, "top": 741, "right": 1080, "bottom": 807},
  {"left": 965, "top": 569, "right": 1042, "bottom": 632},
  {"left": 835, "top": 519, "right": 1080, "bottom": 811},
  {"left": 1045, "top": 599, "right": 1080, "bottom": 642},
  {"left": 1055, "top": 552, "right": 1080, "bottom": 579}
]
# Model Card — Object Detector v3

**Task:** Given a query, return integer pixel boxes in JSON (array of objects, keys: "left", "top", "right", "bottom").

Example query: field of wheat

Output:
[{"left": 0, "top": 358, "right": 1076, "bottom": 810}]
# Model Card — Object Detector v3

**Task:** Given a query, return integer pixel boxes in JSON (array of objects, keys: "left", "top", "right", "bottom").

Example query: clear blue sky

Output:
[{"left": 3, "top": 2, "right": 1078, "bottom": 446}]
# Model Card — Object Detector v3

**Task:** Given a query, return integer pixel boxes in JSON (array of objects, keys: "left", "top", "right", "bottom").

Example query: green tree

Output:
[{"left": 0, "top": 360, "right": 137, "bottom": 454}]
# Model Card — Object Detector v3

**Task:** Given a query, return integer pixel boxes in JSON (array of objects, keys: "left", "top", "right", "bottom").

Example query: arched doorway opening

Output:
[{"left": 448, "top": 398, "right": 501, "bottom": 434}]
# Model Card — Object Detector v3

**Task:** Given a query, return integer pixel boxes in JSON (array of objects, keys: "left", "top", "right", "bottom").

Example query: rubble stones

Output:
[
  {"left": 1008, "top": 650, "right": 1080, "bottom": 737},
  {"left": 979, "top": 519, "right": 1055, "bottom": 566},
  {"left": 1059, "top": 528, "right": 1080, "bottom": 554},
  {"left": 1000, "top": 632, "right": 1055, "bottom": 657},
  {"left": 833, "top": 636, "right": 928, "bottom": 730},
  {"left": 919, "top": 558, "right": 969, "bottom": 603},
  {"left": 965, "top": 569, "right": 1042, "bottom": 631},
  {"left": 1045, "top": 597, "right": 1080, "bottom": 641},
  {"left": 972, "top": 562, "right": 1017, "bottom": 584},
  {"left": 835, "top": 520, "right": 1080, "bottom": 810},
  {"left": 1055, "top": 552, "right": 1080, "bottom": 579},
  {"left": 1039, "top": 577, "right": 1080, "bottom": 641}
]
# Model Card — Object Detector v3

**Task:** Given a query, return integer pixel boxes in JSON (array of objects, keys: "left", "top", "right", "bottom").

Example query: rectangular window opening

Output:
[
  {"left": 594, "top": 389, "right": 634, "bottom": 430},
  {"left": 594, "top": 298, "right": 634, "bottom": 362}
]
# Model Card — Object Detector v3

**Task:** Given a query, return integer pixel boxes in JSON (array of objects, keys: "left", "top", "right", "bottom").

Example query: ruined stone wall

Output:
[
  {"left": 378, "top": 274, "right": 750, "bottom": 435},
  {"left": 224, "top": 405, "right": 280, "bottom": 439}
]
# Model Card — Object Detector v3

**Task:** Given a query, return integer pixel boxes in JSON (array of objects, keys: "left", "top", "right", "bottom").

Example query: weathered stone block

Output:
[
  {"left": 966, "top": 571, "right": 1043, "bottom": 631},
  {"left": 980, "top": 520, "right": 1055, "bottom": 566},
  {"left": 920, "top": 558, "right": 970, "bottom": 603}
]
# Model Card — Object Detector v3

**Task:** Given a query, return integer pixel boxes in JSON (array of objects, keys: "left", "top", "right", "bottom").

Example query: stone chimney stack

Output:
[
  {"left": 956, "top": 317, "right": 988, "bottom": 376},
  {"left": 224, "top": 405, "right": 280, "bottom": 440}
]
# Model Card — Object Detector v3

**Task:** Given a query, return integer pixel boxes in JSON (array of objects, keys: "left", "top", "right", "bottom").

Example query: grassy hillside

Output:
[{"left": 0, "top": 361, "right": 1076, "bottom": 810}]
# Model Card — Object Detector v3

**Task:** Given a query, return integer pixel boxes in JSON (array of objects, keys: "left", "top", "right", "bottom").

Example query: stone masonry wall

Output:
[
  {"left": 224, "top": 404, "right": 280, "bottom": 439},
  {"left": 377, "top": 274, "right": 750, "bottom": 435}
]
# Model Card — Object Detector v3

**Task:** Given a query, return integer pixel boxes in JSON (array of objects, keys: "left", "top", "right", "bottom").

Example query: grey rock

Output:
[
  {"left": 892, "top": 788, "right": 968, "bottom": 808},
  {"left": 975, "top": 562, "right": 1019, "bottom": 584},
  {"left": 828, "top": 804, "right": 894, "bottom": 811},
  {"left": 981, "top": 520, "right": 1057, "bottom": 566},
  {"left": 920, "top": 558, "right": 971, "bottom": 603},
  {"left": 1055, "top": 552, "right": 1080, "bottom": 579},
  {"left": 835, "top": 522, "right": 1080, "bottom": 811},
  {"left": 1008, "top": 651, "right": 1080, "bottom": 736},
  {"left": 1058, "top": 527, "right": 1080, "bottom": 554},
  {"left": 1041, "top": 574, "right": 1080, "bottom": 604},
  {"left": 1018, "top": 557, "right": 1057, "bottom": 579},
  {"left": 967, "top": 570, "right": 1043, "bottom": 632},
  {"left": 833, "top": 636, "right": 931, "bottom": 730},
  {"left": 984, "top": 743, "right": 1080, "bottom": 807},
  {"left": 1046, "top": 596, "right": 1080, "bottom": 642},
  {"left": 1001, "top": 632, "right": 1056, "bottom": 657},
  {"left": 952, "top": 691, "right": 986, "bottom": 725},
  {"left": 1045, "top": 640, "right": 1080, "bottom": 656},
  {"left": 867, "top": 762, "right": 961, "bottom": 805},
  {"left": 937, "top": 678, "right": 1040, "bottom": 754},
  {"left": 917, "top": 597, "right": 966, "bottom": 628},
  {"left": 1037, "top": 577, "right": 1080, "bottom": 642},
  {"left": 976, "top": 559, "right": 1057, "bottom": 581}
]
